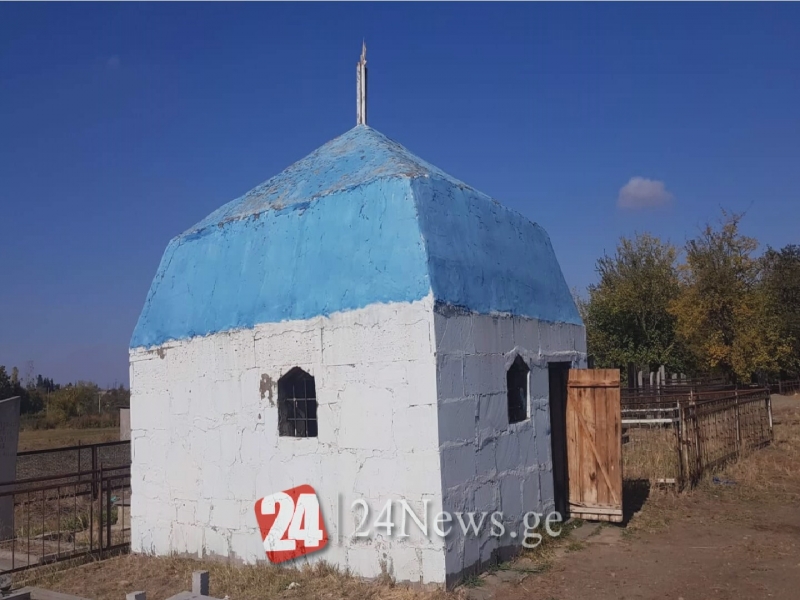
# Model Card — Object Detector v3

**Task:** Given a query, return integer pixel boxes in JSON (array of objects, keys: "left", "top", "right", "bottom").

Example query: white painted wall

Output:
[
  {"left": 129, "top": 294, "right": 446, "bottom": 584},
  {"left": 433, "top": 310, "right": 587, "bottom": 583},
  {"left": 130, "top": 294, "right": 586, "bottom": 587}
]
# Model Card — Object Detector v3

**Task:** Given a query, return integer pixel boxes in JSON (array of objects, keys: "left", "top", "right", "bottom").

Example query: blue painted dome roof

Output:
[
  {"left": 131, "top": 126, "right": 581, "bottom": 349},
  {"left": 190, "top": 126, "right": 471, "bottom": 233}
]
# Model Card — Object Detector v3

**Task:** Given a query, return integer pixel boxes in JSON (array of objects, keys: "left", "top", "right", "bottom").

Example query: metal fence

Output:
[
  {"left": 622, "top": 377, "right": 800, "bottom": 406},
  {"left": 622, "top": 388, "right": 773, "bottom": 488},
  {"left": 680, "top": 389, "right": 773, "bottom": 484},
  {"left": 0, "top": 441, "right": 131, "bottom": 575},
  {"left": 16, "top": 440, "right": 130, "bottom": 483},
  {"left": 621, "top": 404, "right": 682, "bottom": 485},
  {"left": 620, "top": 382, "right": 773, "bottom": 409},
  {"left": 769, "top": 379, "right": 800, "bottom": 396},
  {"left": 621, "top": 376, "right": 731, "bottom": 397}
]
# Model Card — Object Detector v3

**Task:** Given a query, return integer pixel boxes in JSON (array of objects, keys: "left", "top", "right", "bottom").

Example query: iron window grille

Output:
[
  {"left": 278, "top": 367, "right": 318, "bottom": 438},
  {"left": 507, "top": 355, "right": 530, "bottom": 424}
]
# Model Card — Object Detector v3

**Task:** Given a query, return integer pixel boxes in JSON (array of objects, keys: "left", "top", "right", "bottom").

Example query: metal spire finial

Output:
[{"left": 357, "top": 41, "right": 367, "bottom": 125}]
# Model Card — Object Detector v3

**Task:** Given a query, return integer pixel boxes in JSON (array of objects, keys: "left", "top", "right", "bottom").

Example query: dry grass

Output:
[
  {"left": 18, "top": 428, "right": 119, "bottom": 452},
  {"left": 16, "top": 554, "right": 461, "bottom": 600},
  {"left": 699, "top": 399, "right": 800, "bottom": 505},
  {"left": 620, "top": 423, "right": 683, "bottom": 536},
  {"left": 15, "top": 525, "right": 592, "bottom": 600},
  {"left": 624, "top": 486, "right": 684, "bottom": 535},
  {"left": 622, "top": 425, "right": 681, "bottom": 483},
  {"left": 625, "top": 395, "right": 800, "bottom": 535},
  {"left": 0, "top": 491, "right": 125, "bottom": 566},
  {"left": 515, "top": 519, "right": 584, "bottom": 569}
]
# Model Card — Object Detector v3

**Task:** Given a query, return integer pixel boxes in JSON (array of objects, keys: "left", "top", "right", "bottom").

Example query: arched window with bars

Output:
[
  {"left": 278, "top": 367, "right": 318, "bottom": 438},
  {"left": 506, "top": 355, "right": 530, "bottom": 425}
]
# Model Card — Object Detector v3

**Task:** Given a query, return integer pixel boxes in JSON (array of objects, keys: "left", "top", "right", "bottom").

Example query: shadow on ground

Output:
[{"left": 622, "top": 478, "right": 650, "bottom": 525}]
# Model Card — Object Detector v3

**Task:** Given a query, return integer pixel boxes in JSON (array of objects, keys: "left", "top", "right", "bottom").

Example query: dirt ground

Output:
[
  {"left": 18, "top": 427, "right": 119, "bottom": 452},
  {"left": 498, "top": 393, "right": 800, "bottom": 600},
  {"left": 14, "top": 394, "right": 800, "bottom": 600},
  {"left": 503, "top": 498, "right": 800, "bottom": 600}
]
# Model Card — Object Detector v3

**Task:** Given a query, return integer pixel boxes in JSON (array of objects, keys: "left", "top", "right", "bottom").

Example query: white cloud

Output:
[
  {"left": 617, "top": 177, "right": 674, "bottom": 209},
  {"left": 106, "top": 56, "right": 121, "bottom": 70}
]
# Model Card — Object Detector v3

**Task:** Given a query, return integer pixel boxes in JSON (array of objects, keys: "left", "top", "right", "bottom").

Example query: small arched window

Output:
[
  {"left": 507, "top": 356, "right": 530, "bottom": 424},
  {"left": 278, "top": 367, "right": 318, "bottom": 438}
]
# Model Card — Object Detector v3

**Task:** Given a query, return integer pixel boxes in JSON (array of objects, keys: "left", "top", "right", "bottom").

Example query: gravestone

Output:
[
  {"left": 626, "top": 362, "right": 636, "bottom": 390},
  {"left": 119, "top": 408, "right": 131, "bottom": 441},
  {"left": 0, "top": 396, "right": 21, "bottom": 540}
]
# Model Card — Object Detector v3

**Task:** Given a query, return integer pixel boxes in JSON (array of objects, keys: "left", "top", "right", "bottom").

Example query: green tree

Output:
[
  {"left": 0, "top": 366, "right": 10, "bottom": 399},
  {"left": 102, "top": 384, "right": 130, "bottom": 412},
  {"left": 669, "top": 211, "right": 790, "bottom": 382},
  {"left": 583, "top": 233, "right": 690, "bottom": 372},
  {"left": 761, "top": 244, "right": 800, "bottom": 377},
  {"left": 1, "top": 364, "right": 39, "bottom": 412},
  {"left": 48, "top": 382, "right": 101, "bottom": 421}
]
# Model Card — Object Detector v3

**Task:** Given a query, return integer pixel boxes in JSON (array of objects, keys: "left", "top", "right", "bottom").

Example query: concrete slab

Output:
[
  {"left": 165, "top": 592, "right": 226, "bottom": 600},
  {"left": 462, "top": 587, "right": 493, "bottom": 600},
  {"left": 491, "top": 569, "right": 523, "bottom": 584},
  {"left": 0, "top": 396, "right": 20, "bottom": 540},
  {"left": 588, "top": 526, "right": 623, "bottom": 545},
  {"left": 14, "top": 588, "right": 91, "bottom": 600},
  {"left": 0, "top": 548, "right": 39, "bottom": 570},
  {"left": 510, "top": 557, "right": 543, "bottom": 573},
  {"left": 119, "top": 408, "right": 131, "bottom": 441},
  {"left": 570, "top": 521, "right": 602, "bottom": 542}
]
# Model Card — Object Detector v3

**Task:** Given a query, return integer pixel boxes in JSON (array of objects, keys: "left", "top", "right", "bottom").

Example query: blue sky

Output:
[{"left": 1, "top": 3, "right": 798, "bottom": 386}]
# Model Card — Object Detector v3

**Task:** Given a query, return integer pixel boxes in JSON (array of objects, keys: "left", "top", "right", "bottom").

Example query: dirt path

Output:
[
  {"left": 503, "top": 502, "right": 800, "bottom": 600},
  {"left": 489, "top": 394, "right": 800, "bottom": 600}
]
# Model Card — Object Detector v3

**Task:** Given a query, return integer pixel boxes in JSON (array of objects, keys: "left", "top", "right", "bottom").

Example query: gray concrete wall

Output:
[
  {"left": 433, "top": 312, "right": 587, "bottom": 583},
  {"left": 119, "top": 408, "right": 131, "bottom": 441},
  {"left": 0, "top": 396, "right": 21, "bottom": 540}
]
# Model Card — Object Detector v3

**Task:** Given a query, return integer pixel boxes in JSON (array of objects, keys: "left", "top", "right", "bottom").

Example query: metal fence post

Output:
[
  {"left": 92, "top": 445, "right": 99, "bottom": 499},
  {"left": 676, "top": 401, "right": 686, "bottom": 489},
  {"left": 89, "top": 478, "right": 94, "bottom": 553},
  {"left": 767, "top": 392, "right": 774, "bottom": 439},
  {"left": 734, "top": 390, "right": 741, "bottom": 455},
  {"left": 77, "top": 441, "right": 81, "bottom": 485},
  {"left": 690, "top": 397, "right": 701, "bottom": 483},
  {"left": 99, "top": 463, "right": 104, "bottom": 557},
  {"left": 106, "top": 471, "right": 112, "bottom": 552}
]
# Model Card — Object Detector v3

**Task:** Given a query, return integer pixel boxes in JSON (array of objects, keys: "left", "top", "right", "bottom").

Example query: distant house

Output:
[{"left": 129, "top": 54, "right": 585, "bottom": 587}]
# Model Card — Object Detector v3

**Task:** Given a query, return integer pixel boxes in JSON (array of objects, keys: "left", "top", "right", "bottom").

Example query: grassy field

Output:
[{"left": 17, "top": 427, "right": 119, "bottom": 452}]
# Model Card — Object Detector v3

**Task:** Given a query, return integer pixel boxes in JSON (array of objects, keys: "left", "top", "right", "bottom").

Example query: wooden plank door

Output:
[{"left": 566, "top": 369, "right": 623, "bottom": 522}]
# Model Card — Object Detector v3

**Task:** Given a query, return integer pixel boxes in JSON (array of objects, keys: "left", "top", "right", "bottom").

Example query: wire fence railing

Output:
[
  {"left": 1, "top": 442, "right": 131, "bottom": 575},
  {"left": 622, "top": 387, "right": 773, "bottom": 488},
  {"left": 15, "top": 440, "right": 130, "bottom": 483},
  {"left": 768, "top": 379, "right": 800, "bottom": 396}
]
